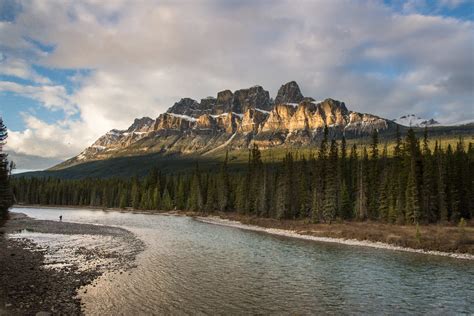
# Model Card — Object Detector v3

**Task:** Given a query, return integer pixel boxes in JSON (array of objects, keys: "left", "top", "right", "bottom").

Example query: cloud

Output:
[
  {"left": 0, "top": 55, "right": 50, "bottom": 83},
  {"left": 0, "top": 80, "right": 76, "bottom": 114},
  {"left": 1, "top": 0, "right": 473, "bottom": 163},
  {"left": 5, "top": 114, "right": 96, "bottom": 159}
]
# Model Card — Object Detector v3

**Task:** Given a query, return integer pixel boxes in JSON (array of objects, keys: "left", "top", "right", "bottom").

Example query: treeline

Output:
[{"left": 13, "top": 127, "right": 473, "bottom": 224}]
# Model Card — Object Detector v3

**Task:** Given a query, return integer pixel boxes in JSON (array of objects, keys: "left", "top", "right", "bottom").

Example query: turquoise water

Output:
[{"left": 13, "top": 207, "right": 474, "bottom": 315}]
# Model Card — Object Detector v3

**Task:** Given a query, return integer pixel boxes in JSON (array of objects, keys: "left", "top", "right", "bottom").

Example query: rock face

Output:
[
  {"left": 126, "top": 117, "right": 154, "bottom": 133},
  {"left": 60, "top": 81, "right": 401, "bottom": 168},
  {"left": 274, "top": 81, "right": 304, "bottom": 105},
  {"left": 166, "top": 98, "right": 202, "bottom": 117},
  {"left": 232, "top": 85, "right": 272, "bottom": 113}
]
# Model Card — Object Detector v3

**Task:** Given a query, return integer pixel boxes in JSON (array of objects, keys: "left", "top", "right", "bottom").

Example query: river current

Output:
[{"left": 12, "top": 207, "right": 474, "bottom": 315}]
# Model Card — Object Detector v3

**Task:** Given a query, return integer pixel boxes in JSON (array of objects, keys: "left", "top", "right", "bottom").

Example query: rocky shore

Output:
[{"left": 0, "top": 213, "right": 144, "bottom": 315}]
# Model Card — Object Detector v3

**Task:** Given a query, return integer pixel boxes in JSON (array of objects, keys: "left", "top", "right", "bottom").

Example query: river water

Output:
[{"left": 12, "top": 207, "right": 474, "bottom": 315}]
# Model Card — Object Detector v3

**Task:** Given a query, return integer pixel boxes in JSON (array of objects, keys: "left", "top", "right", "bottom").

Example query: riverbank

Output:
[
  {"left": 0, "top": 212, "right": 144, "bottom": 315},
  {"left": 12, "top": 205, "right": 474, "bottom": 257},
  {"left": 195, "top": 215, "right": 474, "bottom": 260}
]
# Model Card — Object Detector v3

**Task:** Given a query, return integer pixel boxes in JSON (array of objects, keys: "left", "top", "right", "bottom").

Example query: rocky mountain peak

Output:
[
  {"left": 318, "top": 98, "right": 348, "bottom": 114},
  {"left": 64, "top": 79, "right": 408, "bottom": 167},
  {"left": 232, "top": 85, "right": 272, "bottom": 113},
  {"left": 215, "top": 90, "right": 234, "bottom": 114},
  {"left": 167, "top": 98, "right": 201, "bottom": 117},
  {"left": 274, "top": 81, "right": 304, "bottom": 105},
  {"left": 126, "top": 117, "right": 154, "bottom": 133}
]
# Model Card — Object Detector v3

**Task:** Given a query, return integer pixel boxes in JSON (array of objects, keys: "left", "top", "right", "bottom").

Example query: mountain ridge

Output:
[{"left": 55, "top": 81, "right": 450, "bottom": 170}]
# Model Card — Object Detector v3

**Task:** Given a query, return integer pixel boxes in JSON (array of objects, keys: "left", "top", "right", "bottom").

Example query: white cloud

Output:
[
  {"left": 5, "top": 114, "right": 96, "bottom": 159},
  {"left": 0, "top": 80, "right": 76, "bottom": 114},
  {"left": 0, "top": 55, "right": 50, "bottom": 83},
  {"left": 2, "top": 0, "right": 473, "bottom": 163}
]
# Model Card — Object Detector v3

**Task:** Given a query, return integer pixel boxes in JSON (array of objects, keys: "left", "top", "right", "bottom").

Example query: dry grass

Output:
[{"left": 207, "top": 213, "right": 474, "bottom": 255}]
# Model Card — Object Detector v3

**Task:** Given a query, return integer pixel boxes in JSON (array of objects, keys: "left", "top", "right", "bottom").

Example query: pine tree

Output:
[
  {"left": 233, "top": 176, "right": 245, "bottom": 213},
  {"left": 454, "top": 140, "right": 470, "bottom": 221},
  {"left": 217, "top": 151, "right": 230, "bottom": 212},
  {"left": 153, "top": 186, "right": 161, "bottom": 210},
  {"left": 205, "top": 176, "right": 218, "bottom": 212},
  {"left": 378, "top": 168, "right": 390, "bottom": 222},
  {"left": 340, "top": 180, "right": 352, "bottom": 220},
  {"left": 0, "top": 118, "right": 13, "bottom": 219},
  {"left": 312, "top": 126, "right": 329, "bottom": 222},
  {"left": 119, "top": 189, "right": 128, "bottom": 209},
  {"left": 130, "top": 177, "right": 140, "bottom": 210},
  {"left": 368, "top": 129, "right": 379, "bottom": 219},
  {"left": 255, "top": 165, "right": 271, "bottom": 217},
  {"left": 323, "top": 139, "right": 338, "bottom": 223},
  {"left": 275, "top": 173, "right": 287, "bottom": 219},
  {"left": 355, "top": 147, "right": 368, "bottom": 220},
  {"left": 434, "top": 142, "right": 448, "bottom": 222},
  {"left": 161, "top": 188, "right": 173, "bottom": 211},
  {"left": 179, "top": 176, "right": 189, "bottom": 209},
  {"left": 405, "top": 159, "right": 421, "bottom": 224},
  {"left": 188, "top": 172, "right": 203, "bottom": 211},
  {"left": 297, "top": 157, "right": 311, "bottom": 218},
  {"left": 421, "top": 128, "right": 437, "bottom": 222}
]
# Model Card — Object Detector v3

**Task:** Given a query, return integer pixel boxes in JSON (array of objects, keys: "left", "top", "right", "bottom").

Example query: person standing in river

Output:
[{"left": 59, "top": 215, "right": 62, "bottom": 221}]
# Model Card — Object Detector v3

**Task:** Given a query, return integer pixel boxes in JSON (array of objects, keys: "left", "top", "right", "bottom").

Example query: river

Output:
[{"left": 12, "top": 207, "right": 474, "bottom": 315}]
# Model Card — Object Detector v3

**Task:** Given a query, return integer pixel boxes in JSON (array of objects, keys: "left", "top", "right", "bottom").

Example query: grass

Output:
[{"left": 213, "top": 212, "right": 474, "bottom": 255}]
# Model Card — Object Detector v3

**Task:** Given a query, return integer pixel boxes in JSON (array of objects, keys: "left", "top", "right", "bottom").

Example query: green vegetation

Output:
[
  {"left": 13, "top": 127, "right": 473, "bottom": 225},
  {"left": 0, "top": 118, "right": 13, "bottom": 220}
]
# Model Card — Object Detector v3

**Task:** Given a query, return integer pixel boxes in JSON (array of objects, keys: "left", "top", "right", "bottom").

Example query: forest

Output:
[{"left": 12, "top": 127, "right": 473, "bottom": 225}]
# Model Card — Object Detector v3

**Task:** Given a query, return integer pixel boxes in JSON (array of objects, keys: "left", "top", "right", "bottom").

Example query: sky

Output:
[{"left": 0, "top": 0, "right": 473, "bottom": 169}]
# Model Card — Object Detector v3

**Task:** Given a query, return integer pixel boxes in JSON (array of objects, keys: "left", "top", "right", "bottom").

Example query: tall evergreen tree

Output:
[
  {"left": 217, "top": 151, "right": 230, "bottom": 212},
  {"left": 323, "top": 139, "right": 338, "bottom": 222},
  {"left": 188, "top": 171, "right": 203, "bottom": 211},
  {"left": 368, "top": 129, "right": 379, "bottom": 219},
  {"left": 405, "top": 159, "right": 421, "bottom": 224},
  {"left": 0, "top": 118, "right": 12, "bottom": 219},
  {"left": 355, "top": 147, "right": 369, "bottom": 220}
]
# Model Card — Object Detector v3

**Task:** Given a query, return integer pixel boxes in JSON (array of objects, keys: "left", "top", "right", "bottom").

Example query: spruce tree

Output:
[
  {"left": 421, "top": 128, "right": 437, "bottom": 222},
  {"left": 323, "top": 139, "right": 338, "bottom": 222},
  {"left": 161, "top": 188, "right": 173, "bottom": 211},
  {"left": 217, "top": 151, "right": 230, "bottom": 212},
  {"left": 355, "top": 147, "right": 368, "bottom": 220},
  {"left": 368, "top": 129, "right": 379, "bottom": 219},
  {"left": 434, "top": 142, "right": 448, "bottom": 222},
  {"left": 340, "top": 180, "right": 352, "bottom": 220},
  {"left": 405, "top": 159, "right": 421, "bottom": 224},
  {"left": 188, "top": 172, "right": 203, "bottom": 211},
  {"left": 312, "top": 126, "right": 329, "bottom": 222},
  {"left": 0, "top": 118, "right": 12, "bottom": 219},
  {"left": 275, "top": 173, "right": 287, "bottom": 219}
]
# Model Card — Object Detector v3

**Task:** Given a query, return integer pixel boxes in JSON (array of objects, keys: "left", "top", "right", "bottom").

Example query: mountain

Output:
[
  {"left": 394, "top": 114, "right": 440, "bottom": 127},
  {"left": 55, "top": 81, "right": 400, "bottom": 170}
]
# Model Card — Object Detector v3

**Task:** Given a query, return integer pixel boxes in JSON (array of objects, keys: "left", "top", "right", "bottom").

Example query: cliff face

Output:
[{"left": 60, "top": 81, "right": 399, "bottom": 168}]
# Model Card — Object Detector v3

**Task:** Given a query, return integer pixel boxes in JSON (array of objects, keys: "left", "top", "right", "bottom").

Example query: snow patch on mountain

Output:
[{"left": 394, "top": 114, "right": 440, "bottom": 127}]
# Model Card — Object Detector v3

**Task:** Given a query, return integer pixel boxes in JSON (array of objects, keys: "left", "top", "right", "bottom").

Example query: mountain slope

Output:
[{"left": 55, "top": 81, "right": 400, "bottom": 170}]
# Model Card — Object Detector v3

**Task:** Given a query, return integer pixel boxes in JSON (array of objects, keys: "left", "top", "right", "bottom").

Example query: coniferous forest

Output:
[{"left": 13, "top": 127, "right": 473, "bottom": 225}]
